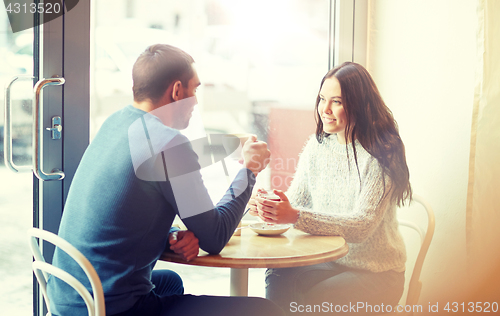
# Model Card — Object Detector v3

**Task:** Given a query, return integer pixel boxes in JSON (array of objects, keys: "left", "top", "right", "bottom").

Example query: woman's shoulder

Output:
[
  {"left": 354, "top": 140, "right": 374, "bottom": 159},
  {"left": 354, "top": 143, "right": 385, "bottom": 177},
  {"left": 300, "top": 134, "right": 325, "bottom": 156},
  {"left": 295, "top": 134, "right": 314, "bottom": 152},
  {"left": 304, "top": 134, "right": 318, "bottom": 147}
]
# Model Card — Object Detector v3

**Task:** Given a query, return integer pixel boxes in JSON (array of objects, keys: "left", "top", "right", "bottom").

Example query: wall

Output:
[
  {"left": 367, "top": 0, "right": 477, "bottom": 304},
  {"left": 466, "top": 0, "right": 500, "bottom": 301}
]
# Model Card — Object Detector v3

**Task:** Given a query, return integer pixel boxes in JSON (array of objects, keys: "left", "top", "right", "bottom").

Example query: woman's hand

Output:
[
  {"left": 255, "top": 190, "right": 299, "bottom": 224},
  {"left": 247, "top": 188, "right": 267, "bottom": 217}
]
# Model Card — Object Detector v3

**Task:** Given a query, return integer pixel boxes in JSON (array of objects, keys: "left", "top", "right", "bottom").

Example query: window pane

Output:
[{"left": 91, "top": 0, "right": 329, "bottom": 191}]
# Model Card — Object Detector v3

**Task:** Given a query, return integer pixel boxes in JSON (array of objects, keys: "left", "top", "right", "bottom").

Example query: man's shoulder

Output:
[{"left": 95, "top": 105, "right": 143, "bottom": 134}]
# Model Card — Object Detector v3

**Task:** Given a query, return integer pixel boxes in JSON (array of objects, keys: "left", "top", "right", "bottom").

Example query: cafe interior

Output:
[{"left": 1, "top": 0, "right": 499, "bottom": 314}]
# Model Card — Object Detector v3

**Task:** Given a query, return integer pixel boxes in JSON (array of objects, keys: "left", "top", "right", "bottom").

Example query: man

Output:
[{"left": 47, "top": 44, "right": 283, "bottom": 316}]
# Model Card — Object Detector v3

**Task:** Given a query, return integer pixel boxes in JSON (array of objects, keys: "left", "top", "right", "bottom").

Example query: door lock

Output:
[{"left": 46, "top": 116, "right": 63, "bottom": 140}]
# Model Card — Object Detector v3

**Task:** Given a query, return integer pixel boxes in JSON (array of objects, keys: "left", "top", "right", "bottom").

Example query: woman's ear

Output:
[{"left": 171, "top": 80, "right": 183, "bottom": 101}]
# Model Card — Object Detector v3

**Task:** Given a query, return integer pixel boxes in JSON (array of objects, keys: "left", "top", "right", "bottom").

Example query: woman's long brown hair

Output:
[{"left": 315, "top": 62, "right": 412, "bottom": 206}]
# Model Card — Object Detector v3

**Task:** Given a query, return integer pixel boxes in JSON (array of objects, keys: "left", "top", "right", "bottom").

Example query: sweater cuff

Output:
[
  {"left": 243, "top": 167, "right": 257, "bottom": 183},
  {"left": 164, "top": 226, "right": 181, "bottom": 253},
  {"left": 169, "top": 226, "right": 181, "bottom": 234},
  {"left": 292, "top": 207, "right": 309, "bottom": 230}
]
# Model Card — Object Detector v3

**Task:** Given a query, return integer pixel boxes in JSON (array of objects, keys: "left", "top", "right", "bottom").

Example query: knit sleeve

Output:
[
  {"left": 286, "top": 137, "right": 313, "bottom": 210},
  {"left": 294, "top": 157, "right": 392, "bottom": 243}
]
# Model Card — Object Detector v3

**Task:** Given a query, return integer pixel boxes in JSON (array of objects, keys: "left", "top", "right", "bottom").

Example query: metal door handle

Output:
[
  {"left": 33, "top": 77, "right": 65, "bottom": 181},
  {"left": 3, "top": 75, "right": 34, "bottom": 172}
]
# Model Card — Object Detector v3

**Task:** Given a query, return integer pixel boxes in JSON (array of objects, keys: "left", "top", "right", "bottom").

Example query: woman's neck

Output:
[{"left": 336, "top": 132, "right": 354, "bottom": 144}]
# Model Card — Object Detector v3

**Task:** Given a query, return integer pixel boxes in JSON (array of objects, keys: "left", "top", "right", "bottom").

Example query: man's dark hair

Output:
[{"left": 132, "top": 44, "right": 195, "bottom": 104}]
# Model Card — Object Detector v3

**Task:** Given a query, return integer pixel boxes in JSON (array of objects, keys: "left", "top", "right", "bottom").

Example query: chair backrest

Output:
[
  {"left": 28, "top": 227, "right": 106, "bottom": 316},
  {"left": 398, "top": 194, "right": 435, "bottom": 307}
]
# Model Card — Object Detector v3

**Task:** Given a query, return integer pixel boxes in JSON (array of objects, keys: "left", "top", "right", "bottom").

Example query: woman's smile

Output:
[{"left": 322, "top": 116, "right": 337, "bottom": 124}]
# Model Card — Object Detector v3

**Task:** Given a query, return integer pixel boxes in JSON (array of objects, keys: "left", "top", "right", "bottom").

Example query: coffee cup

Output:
[{"left": 258, "top": 191, "right": 281, "bottom": 201}]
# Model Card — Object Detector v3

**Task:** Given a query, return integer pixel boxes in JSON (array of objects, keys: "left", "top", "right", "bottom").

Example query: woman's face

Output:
[{"left": 318, "top": 76, "right": 348, "bottom": 143}]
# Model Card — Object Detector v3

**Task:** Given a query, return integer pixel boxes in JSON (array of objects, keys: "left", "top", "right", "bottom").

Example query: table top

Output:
[{"left": 160, "top": 226, "right": 348, "bottom": 269}]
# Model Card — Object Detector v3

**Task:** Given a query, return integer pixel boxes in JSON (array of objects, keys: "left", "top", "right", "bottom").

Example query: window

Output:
[
  {"left": 91, "top": 0, "right": 331, "bottom": 194},
  {"left": 90, "top": 0, "right": 332, "bottom": 296}
]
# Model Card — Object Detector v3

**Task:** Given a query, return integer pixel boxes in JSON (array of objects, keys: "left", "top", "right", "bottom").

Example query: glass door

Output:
[
  {"left": 0, "top": 7, "right": 35, "bottom": 314},
  {"left": 1, "top": 1, "right": 90, "bottom": 315}
]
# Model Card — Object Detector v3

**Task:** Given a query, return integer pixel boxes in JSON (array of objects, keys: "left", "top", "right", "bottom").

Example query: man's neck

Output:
[
  {"left": 132, "top": 100, "right": 156, "bottom": 113},
  {"left": 132, "top": 99, "right": 175, "bottom": 128}
]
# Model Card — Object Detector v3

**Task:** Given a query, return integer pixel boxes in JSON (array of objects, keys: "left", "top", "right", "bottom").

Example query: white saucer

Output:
[{"left": 249, "top": 223, "right": 291, "bottom": 236}]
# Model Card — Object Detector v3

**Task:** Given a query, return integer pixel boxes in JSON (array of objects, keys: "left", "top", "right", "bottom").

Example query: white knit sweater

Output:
[{"left": 290, "top": 135, "right": 406, "bottom": 273}]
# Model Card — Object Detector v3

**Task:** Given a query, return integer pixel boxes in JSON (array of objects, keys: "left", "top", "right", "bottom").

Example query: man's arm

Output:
[
  {"left": 181, "top": 168, "right": 256, "bottom": 254},
  {"left": 159, "top": 134, "right": 269, "bottom": 254}
]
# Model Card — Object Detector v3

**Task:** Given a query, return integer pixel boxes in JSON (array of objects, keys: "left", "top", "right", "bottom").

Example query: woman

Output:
[{"left": 249, "top": 62, "right": 412, "bottom": 314}]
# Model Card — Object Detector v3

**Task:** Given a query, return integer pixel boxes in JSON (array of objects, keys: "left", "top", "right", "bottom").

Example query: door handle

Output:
[
  {"left": 3, "top": 75, "right": 34, "bottom": 172},
  {"left": 33, "top": 77, "right": 65, "bottom": 181}
]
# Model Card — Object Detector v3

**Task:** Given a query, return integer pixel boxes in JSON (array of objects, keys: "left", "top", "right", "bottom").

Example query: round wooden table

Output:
[{"left": 160, "top": 226, "right": 348, "bottom": 296}]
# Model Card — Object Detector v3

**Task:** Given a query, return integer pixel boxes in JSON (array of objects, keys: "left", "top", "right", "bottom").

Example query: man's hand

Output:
[
  {"left": 169, "top": 230, "right": 199, "bottom": 261},
  {"left": 242, "top": 135, "right": 271, "bottom": 176}
]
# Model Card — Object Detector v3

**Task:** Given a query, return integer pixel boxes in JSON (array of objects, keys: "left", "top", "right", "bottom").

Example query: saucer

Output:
[{"left": 249, "top": 223, "right": 291, "bottom": 236}]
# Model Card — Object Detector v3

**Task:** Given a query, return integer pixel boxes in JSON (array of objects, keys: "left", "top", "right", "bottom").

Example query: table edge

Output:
[{"left": 160, "top": 241, "right": 349, "bottom": 269}]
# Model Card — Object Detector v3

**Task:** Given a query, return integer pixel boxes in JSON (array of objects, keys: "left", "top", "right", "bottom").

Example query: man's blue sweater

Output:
[{"left": 47, "top": 105, "right": 255, "bottom": 315}]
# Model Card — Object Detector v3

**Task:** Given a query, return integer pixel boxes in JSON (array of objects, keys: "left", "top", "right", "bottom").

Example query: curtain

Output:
[{"left": 466, "top": 0, "right": 500, "bottom": 299}]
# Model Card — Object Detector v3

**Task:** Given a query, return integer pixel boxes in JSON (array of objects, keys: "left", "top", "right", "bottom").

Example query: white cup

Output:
[{"left": 258, "top": 191, "right": 281, "bottom": 201}]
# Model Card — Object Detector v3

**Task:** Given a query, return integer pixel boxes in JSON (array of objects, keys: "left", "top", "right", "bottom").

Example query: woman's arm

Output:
[
  {"left": 294, "top": 161, "right": 392, "bottom": 243},
  {"left": 257, "top": 148, "right": 392, "bottom": 243}
]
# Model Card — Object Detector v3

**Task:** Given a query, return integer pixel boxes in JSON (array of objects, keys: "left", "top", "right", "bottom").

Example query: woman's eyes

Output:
[{"left": 319, "top": 97, "right": 341, "bottom": 105}]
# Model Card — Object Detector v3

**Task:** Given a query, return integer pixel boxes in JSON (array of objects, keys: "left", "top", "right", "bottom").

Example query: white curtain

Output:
[{"left": 466, "top": 0, "right": 500, "bottom": 299}]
